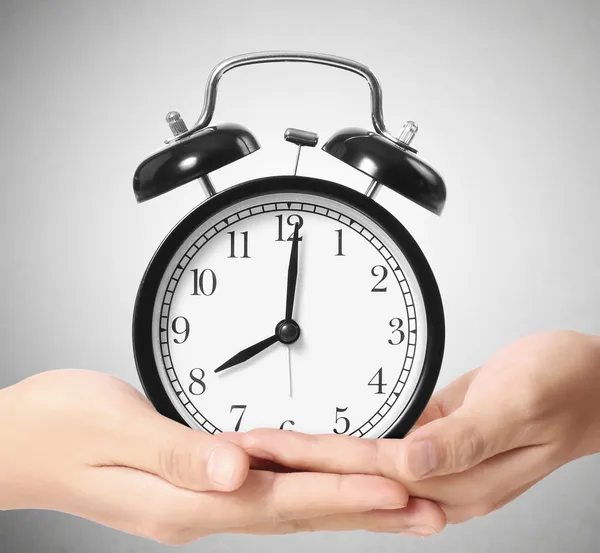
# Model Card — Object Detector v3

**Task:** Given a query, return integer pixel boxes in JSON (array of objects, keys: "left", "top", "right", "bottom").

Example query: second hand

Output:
[{"left": 286, "top": 345, "right": 293, "bottom": 397}]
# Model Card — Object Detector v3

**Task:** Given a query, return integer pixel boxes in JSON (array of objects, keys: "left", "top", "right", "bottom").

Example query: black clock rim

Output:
[{"left": 132, "top": 175, "right": 445, "bottom": 439}]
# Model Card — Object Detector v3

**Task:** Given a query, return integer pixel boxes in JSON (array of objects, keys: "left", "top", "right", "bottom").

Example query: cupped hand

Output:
[
  {"left": 0, "top": 370, "right": 445, "bottom": 543},
  {"left": 399, "top": 330, "right": 600, "bottom": 522},
  {"left": 241, "top": 331, "right": 600, "bottom": 525}
]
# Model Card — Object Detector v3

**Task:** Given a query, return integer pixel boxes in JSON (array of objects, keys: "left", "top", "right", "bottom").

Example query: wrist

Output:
[
  {"left": 579, "top": 333, "right": 600, "bottom": 458},
  {"left": 0, "top": 381, "right": 42, "bottom": 511},
  {"left": 0, "top": 383, "right": 20, "bottom": 510}
]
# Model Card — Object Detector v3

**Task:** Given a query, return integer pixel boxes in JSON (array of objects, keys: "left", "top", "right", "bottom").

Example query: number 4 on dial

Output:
[{"left": 368, "top": 368, "right": 387, "bottom": 395}]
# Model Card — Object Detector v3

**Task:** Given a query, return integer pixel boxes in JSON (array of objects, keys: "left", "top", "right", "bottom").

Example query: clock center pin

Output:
[{"left": 276, "top": 319, "right": 301, "bottom": 344}]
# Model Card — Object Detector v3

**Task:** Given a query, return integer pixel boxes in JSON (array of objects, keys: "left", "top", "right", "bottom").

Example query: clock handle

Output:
[{"left": 166, "top": 51, "right": 409, "bottom": 149}]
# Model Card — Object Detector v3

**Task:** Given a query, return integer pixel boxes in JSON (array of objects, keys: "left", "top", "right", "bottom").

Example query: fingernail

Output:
[
  {"left": 402, "top": 525, "right": 437, "bottom": 537},
  {"left": 407, "top": 440, "right": 436, "bottom": 478},
  {"left": 207, "top": 445, "right": 239, "bottom": 489}
]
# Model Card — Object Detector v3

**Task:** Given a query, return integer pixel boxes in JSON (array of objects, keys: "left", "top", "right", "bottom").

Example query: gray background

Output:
[{"left": 1, "top": 0, "right": 599, "bottom": 551}]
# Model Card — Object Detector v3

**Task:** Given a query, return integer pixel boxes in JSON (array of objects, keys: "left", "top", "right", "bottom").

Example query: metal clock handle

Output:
[{"left": 167, "top": 51, "right": 412, "bottom": 148}]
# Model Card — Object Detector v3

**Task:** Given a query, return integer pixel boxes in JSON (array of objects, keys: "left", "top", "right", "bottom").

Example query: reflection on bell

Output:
[
  {"left": 133, "top": 124, "right": 260, "bottom": 203},
  {"left": 323, "top": 127, "right": 446, "bottom": 215}
]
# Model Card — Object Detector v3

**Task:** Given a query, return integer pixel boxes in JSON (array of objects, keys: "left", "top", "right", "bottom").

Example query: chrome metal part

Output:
[
  {"left": 365, "top": 121, "right": 419, "bottom": 200},
  {"left": 165, "top": 111, "right": 217, "bottom": 197},
  {"left": 284, "top": 127, "right": 319, "bottom": 176},
  {"left": 166, "top": 51, "right": 411, "bottom": 149}
]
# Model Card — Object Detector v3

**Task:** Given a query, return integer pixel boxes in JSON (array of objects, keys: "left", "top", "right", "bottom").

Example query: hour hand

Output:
[{"left": 214, "top": 334, "right": 279, "bottom": 374}]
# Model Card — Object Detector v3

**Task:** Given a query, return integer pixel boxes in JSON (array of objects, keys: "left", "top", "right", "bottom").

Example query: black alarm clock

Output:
[{"left": 132, "top": 51, "right": 446, "bottom": 439}]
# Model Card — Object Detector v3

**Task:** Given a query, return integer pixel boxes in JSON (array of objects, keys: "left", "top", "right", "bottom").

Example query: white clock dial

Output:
[{"left": 151, "top": 191, "right": 428, "bottom": 438}]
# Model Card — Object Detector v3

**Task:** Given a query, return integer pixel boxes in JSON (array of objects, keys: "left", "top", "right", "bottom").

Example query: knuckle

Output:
[
  {"left": 142, "top": 522, "right": 190, "bottom": 546},
  {"left": 444, "top": 506, "right": 472, "bottom": 525},
  {"left": 284, "top": 518, "right": 314, "bottom": 534},
  {"left": 269, "top": 495, "right": 289, "bottom": 524},
  {"left": 372, "top": 440, "right": 386, "bottom": 476},
  {"left": 269, "top": 505, "right": 287, "bottom": 525},
  {"left": 159, "top": 442, "right": 199, "bottom": 487},
  {"left": 267, "top": 473, "right": 297, "bottom": 524},
  {"left": 257, "top": 472, "right": 285, "bottom": 524},
  {"left": 445, "top": 426, "right": 485, "bottom": 471},
  {"left": 244, "top": 427, "right": 269, "bottom": 444},
  {"left": 469, "top": 499, "right": 495, "bottom": 518},
  {"left": 333, "top": 473, "right": 346, "bottom": 501},
  {"left": 302, "top": 432, "right": 319, "bottom": 456},
  {"left": 159, "top": 445, "right": 182, "bottom": 485}
]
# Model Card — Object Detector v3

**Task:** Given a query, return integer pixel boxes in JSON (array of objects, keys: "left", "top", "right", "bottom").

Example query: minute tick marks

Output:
[{"left": 149, "top": 188, "right": 428, "bottom": 437}]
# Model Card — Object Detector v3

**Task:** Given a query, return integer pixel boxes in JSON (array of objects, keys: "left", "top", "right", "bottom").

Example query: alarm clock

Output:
[{"left": 132, "top": 51, "right": 446, "bottom": 439}]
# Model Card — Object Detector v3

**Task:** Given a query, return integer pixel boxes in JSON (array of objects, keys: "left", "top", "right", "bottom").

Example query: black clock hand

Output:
[
  {"left": 214, "top": 334, "right": 279, "bottom": 374},
  {"left": 285, "top": 223, "right": 300, "bottom": 321}
]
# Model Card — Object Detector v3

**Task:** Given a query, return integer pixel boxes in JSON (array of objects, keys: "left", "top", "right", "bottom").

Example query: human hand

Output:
[
  {"left": 239, "top": 331, "right": 600, "bottom": 525},
  {"left": 0, "top": 369, "right": 444, "bottom": 543},
  {"left": 398, "top": 330, "right": 600, "bottom": 522}
]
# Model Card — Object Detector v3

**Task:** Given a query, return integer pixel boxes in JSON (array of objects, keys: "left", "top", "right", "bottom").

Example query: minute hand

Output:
[{"left": 285, "top": 223, "right": 300, "bottom": 320}]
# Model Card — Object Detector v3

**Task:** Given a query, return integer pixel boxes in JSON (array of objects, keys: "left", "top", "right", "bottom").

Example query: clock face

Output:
[{"left": 136, "top": 177, "right": 443, "bottom": 438}]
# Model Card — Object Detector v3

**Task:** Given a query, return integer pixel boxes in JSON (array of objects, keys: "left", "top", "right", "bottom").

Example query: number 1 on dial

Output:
[{"left": 335, "top": 228, "right": 345, "bottom": 256}]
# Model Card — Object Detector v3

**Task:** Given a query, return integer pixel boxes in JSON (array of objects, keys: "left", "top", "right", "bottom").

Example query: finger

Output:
[
  {"left": 411, "top": 368, "right": 480, "bottom": 431},
  {"left": 70, "top": 463, "right": 408, "bottom": 543},
  {"left": 399, "top": 401, "right": 524, "bottom": 479},
  {"left": 104, "top": 468, "right": 407, "bottom": 532},
  {"left": 108, "top": 411, "right": 250, "bottom": 492},
  {"left": 222, "top": 431, "right": 296, "bottom": 472},
  {"left": 409, "top": 397, "right": 444, "bottom": 432},
  {"left": 442, "top": 473, "right": 546, "bottom": 524},
  {"left": 237, "top": 429, "right": 404, "bottom": 479},
  {"left": 249, "top": 457, "right": 295, "bottom": 472},
  {"left": 408, "top": 444, "right": 554, "bottom": 524},
  {"left": 226, "top": 497, "right": 446, "bottom": 537},
  {"left": 194, "top": 469, "right": 409, "bottom": 529}
]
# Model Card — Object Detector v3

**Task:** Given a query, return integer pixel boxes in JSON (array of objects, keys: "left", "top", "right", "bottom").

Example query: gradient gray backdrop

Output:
[{"left": 1, "top": 0, "right": 599, "bottom": 551}]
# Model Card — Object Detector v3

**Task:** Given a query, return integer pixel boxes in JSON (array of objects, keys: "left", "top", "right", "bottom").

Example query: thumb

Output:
[
  {"left": 401, "top": 408, "right": 516, "bottom": 480},
  {"left": 118, "top": 412, "right": 250, "bottom": 493}
]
